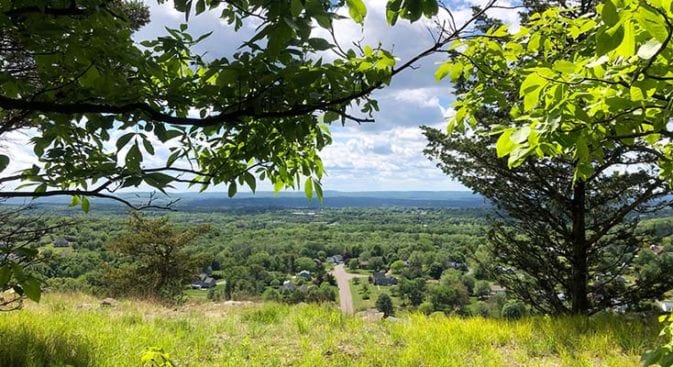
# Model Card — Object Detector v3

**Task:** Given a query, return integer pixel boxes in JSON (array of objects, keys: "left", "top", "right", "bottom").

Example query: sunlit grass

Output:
[{"left": 0, "top": 293, "right": 659, "bottom": 366}]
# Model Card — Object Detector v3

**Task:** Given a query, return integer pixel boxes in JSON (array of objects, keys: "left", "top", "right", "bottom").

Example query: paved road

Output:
[{"left": 332, "top": 264, "right": 367, "bottom": 314}]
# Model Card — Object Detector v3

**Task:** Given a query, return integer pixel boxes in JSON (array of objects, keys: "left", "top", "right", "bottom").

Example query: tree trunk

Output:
[{"left": 570, "top": 181, "right": 590, "bottom": 314}]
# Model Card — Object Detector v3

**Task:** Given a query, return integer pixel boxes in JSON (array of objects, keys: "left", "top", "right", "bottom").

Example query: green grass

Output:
[
  {"left": 0, "top": 293, "right": 661, "bottom": 367},
  {"left": 344, "top": 268, "right": 370, "bottom": 275},
  {"left": 184, "top": 284, "right": 225, "bottom": 301},
  {"left": 349, "top": 279, "right": 401, "bottom": 312}
]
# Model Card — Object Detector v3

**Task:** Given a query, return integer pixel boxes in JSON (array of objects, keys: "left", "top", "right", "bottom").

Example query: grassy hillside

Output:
[{"left": 0, "top": 294, "right": 661, "bottom": 367}]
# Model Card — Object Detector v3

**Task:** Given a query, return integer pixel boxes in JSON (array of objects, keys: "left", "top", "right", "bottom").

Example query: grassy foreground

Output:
[{"left": 0, "top": 293, "right": 661, "bottom": 367}]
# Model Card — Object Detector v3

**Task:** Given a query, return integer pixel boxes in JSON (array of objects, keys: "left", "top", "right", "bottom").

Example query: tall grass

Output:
[{"left": 0, "top": 293, "right": 660, "bottom": 366}]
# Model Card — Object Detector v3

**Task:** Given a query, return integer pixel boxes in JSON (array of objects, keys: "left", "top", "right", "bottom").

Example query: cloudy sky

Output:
[
  {"left": 127, "top": 0, "right": 521, "bottom": 193},
  {"left": 3, "top": 0, "right": 519, "bottom": 195}
]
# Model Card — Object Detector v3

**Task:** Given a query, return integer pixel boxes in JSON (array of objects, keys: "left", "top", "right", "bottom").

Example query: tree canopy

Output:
[
  {"left": 0, "top": 0, "right": 489, "bottom": 209},
  {"left": 426, "top": 0, "right": 673, "bottom": 314},
  {"left": 439, "top": 0, "right": 673, "bottom": 182}
]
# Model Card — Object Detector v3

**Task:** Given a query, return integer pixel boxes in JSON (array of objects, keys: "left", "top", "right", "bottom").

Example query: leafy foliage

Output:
[
  {"left": 439, "top": 0, "right": 673, "bottom": 183},
  {"left": 104, "top": 212, "right": 208, "bottom": 303},
  {"left": 427, "top": 0, "right": 673, "bottom": 315},
  {"left": 375, "top": 292, "right": 394, "bottom": 317},
  {"left": 0, "top": 205, "right": 63, "bottom": 310},
  {"left": 0, "top": 0, "right": 464, "bottom": 209}
]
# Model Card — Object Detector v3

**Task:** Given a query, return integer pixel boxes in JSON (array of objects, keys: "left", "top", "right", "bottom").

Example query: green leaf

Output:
[
  {"left": 601, "top": 0, "right": 619, "bottom": 27},
  {"left": 116, "top": 133, "right": 135, "bottom": 150},
  {"left": 314, "top": 179, "right": 323, "bottom": 202},
  {"left": 22, "top": 277, "right": 41, "bottom": 302},
  {"left": 243, "top": 172, "right": 256, "bottom": 192},
  {"left": 615, "top": 20, "right": 635, "bottom": 58},
  {"left": 142, "top": 138, "right": 155, "bottom": 155},
  {"left": 126, "top": 143, "right": 142, "bottom": 172},
  {"left": 290, "top": 0, "right": 303, "bottom": 17},
  {"left": 81, "top": 196, "right": 90, "bottom": 213},
  {"left": 323, "top": 111, "right": 340, "bottom": 123},
  {"left": 552, "top": 60, "right": 576, "bottom": 73},
  {"left": 496, "top": 129, "right": 516, "bottom": 158},
  {"left": 508, "top": 146, "right": 533, "bottom": 167},
  {"left": 0, "top": 154, "right": 8, "bottom": 173},
  {"left": 304, "top": 177, "right": 313, "bottom": 199},
  {"left": 630, "top": 85, "right": 645, "bottom": 101},
  {"left": 511, "top": 126, "right": 531, "bottom": 144},
  {"left": 422, "top": 0, "right": 439, "bottom": 17},
  {"left": 228, "top": 181, "right": 237, "bottom": 198},
  {"left": 146, "top": 173, "right": 174, "bottom": 187},
  {"left": 195, "top": 0, "right": 205, "bottom": 14},
  {"left": 597, "top": 22, "right": 624, "bottom": 55},
  {"left": 435, "top": 63, "right": 452, "bottom": 80},
  {"left": 386, "top": 0, "right": 401, "bottom": 25},
  {"left": 574, "top": 137, "right": 590, "bottom": 161},
  {"left": 308, "top": 38, "right": 333, "bottom": 51},
  {"left": 519, "top": 72, "right": 546, "bottom": 96},
  {"left": 346, "top": 0, "right": 367, "bottom": 24}
]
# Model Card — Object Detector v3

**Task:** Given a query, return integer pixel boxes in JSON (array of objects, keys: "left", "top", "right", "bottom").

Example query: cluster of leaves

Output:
[
  {"left": 438, "top": 0, "right": 673, "bottom": 182},
  {"left": 141, "top": 347, "right": 175, "bottom": 367}
]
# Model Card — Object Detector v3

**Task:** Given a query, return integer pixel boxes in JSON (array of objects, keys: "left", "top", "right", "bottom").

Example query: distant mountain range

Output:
[{"left": 3, "top": 191, "right": 491, "bottom": 212}]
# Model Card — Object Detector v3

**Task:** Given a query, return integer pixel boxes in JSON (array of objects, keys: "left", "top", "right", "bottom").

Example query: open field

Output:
[
  {"left": 0, "top": 293, "right": 661, "bottom": 367},
  {"left": 348, "top": 279, "right": 402, "bottom": 313}
]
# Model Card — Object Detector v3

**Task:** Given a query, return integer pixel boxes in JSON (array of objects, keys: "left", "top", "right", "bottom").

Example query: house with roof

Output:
[
  {"left": 490, "top": 284, "right": 506, "bottom": 295},
  {"left": 53, "top": 238, "right": 70, "bottom": 247},
  {"left": 296, "top": 270, "right": 312, "bottom": 280},
  {"left": 650, "top": 244, "right": 666, "bottom": 255},
  {"left": 372, "top": 272, "right": 398, "bottom": 286},
  {"left": 327, "top": 255, "right": 343, "bottom": 264},
  {"left": 280, "top": 280, "right": 296, "bottom": 292},
  {"left": 191, "top": 273, "right": 217, "bottom": 289}
]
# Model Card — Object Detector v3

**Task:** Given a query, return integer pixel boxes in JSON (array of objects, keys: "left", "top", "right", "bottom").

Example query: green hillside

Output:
[{"left": 0, "top": 294, "right": 659, "bottom": 367}]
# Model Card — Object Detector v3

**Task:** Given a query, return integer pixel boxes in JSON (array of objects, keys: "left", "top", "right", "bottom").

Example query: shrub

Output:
[
  {"left": 376, "top": 293, "right": 394, "bottom": 317},
  {"left": 501, "top": 300, "right": 527, "bottom": 320}
]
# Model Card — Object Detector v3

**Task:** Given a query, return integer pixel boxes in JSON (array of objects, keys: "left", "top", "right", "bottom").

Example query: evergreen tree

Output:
[
  {"left": 375, "top": 293, "right": 394, "bottom": 318},
  {"left": 424, "top": 1, "right": 673, "bottom": 314},
  {"left": 104, "top": 213, "right": 209, "bottom": 303}
]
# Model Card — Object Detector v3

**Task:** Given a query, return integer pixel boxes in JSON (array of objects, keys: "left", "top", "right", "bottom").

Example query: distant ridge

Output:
[{"left": 2, "top": 191, "right": 491, "bottom": 212}]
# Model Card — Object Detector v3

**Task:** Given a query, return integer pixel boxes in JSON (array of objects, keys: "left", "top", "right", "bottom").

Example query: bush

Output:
[
  {"left": 473, "top": 301, "right": 491, "bottom": 317},
  {"left": 418, "top": 301, "right": 434, "bottom": 315},
  {"left": 501, "top": 300, "right": 527, "bottom": 320},
  {"left": 262, "top": 288, "right": 281, "bottom": 302},
  {"left": 375, "top": 293, "right": 394, "bottom": 317}
]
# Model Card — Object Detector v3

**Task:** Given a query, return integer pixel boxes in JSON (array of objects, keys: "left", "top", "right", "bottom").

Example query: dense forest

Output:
[{"left": 12, "top": 205, "right": 673, "bottom": 318}]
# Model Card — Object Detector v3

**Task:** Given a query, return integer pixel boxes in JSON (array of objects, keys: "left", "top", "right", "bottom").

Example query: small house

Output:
[
  {"left": 650, "top": 244, "right": 665, "bottom": 255},
  {"left": 490, "top": 284, "right": 506, "bottom": 295},
  {"left": 372, "top": 272, "right": 398, "bottom": 286},
  {"left": 191, "top": 273, "right": 217, "bottom": 289},
  {"left": 53, "top": 238, "right": 70, "bottom": 247},
  {"left": 327, "top": 255, "right": 344, "bottom": 264},
  {"left": 280, "top": 280, "right": 296, "bottom": 292},
  {"left": 296, "top": 270, "right": 312, "bottom": 280}
]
